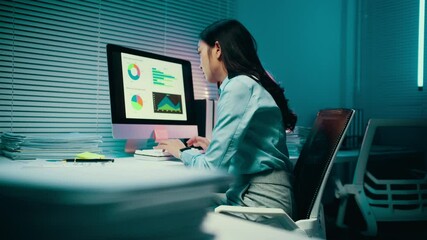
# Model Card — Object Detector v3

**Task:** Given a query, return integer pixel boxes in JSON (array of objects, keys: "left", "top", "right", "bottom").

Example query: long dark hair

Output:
[{"left": 199, "top": 19, "right": 297, "bottom": 131}]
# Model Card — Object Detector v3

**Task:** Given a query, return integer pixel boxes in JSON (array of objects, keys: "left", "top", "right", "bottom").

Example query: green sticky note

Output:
[{"left": 75, "top": 152, "right": 105, "bottom": 159}]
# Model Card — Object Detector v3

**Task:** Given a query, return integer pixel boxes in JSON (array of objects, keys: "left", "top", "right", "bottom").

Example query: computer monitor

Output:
[{"left": 106, "top": 44, "right": 198, "bottom": 152}]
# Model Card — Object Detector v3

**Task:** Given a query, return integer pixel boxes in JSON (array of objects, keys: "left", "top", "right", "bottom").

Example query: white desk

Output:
[
  {"left": 290, "top": 149, "right": 359, "bottom": 182},
  {"left": 0, "top": 157, "right": 310, "bottom": 240},
  {"left": 290, "top": 149, "right": 359, "bottom": 164}
]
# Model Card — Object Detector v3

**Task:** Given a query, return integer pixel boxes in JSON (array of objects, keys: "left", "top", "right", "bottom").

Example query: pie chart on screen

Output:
[
  {"left": 128, "top": 63, "right": 140, "bottom": 80},
  {"left": 131, "top": 95, "right": 143, "bottom": 110}
]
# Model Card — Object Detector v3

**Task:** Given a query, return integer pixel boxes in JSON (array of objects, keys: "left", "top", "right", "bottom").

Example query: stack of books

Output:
[
  {"left": 0, "top": 132, "right": 102, "bottom": 160},
  {"left": 286, "top": 126, "right": 311, "bottom": 158},
  {"left": 0, "top": 159, "right": 231, "bottom": 239}
]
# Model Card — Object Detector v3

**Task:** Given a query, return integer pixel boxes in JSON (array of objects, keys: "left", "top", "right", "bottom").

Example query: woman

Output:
[{"left": 156, "top": 19, "right": 297, "bottom": 223}]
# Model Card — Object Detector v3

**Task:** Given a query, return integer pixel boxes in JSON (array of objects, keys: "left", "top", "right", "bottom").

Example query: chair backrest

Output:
[
  {"left": 352, "top": 118, "right": 427, "bottom": 185},
  {"left": 337, "top": 119, "right": 427, "bottom": 236},
  {"left": 293, "top": 108, "right": 355, "bottom": 221}
]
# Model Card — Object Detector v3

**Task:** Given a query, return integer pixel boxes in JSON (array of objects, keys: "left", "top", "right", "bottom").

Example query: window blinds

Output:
[
  {"left": 0, "top": 0, "right": 235, "bottom": 152},
  {"left": 358, "top": 0, "right": 427, "bottom": 119}
]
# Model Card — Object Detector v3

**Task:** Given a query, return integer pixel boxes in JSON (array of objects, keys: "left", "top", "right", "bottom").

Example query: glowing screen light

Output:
[{"left": 418, "top": 0, "right": 425, "bottom": 90}]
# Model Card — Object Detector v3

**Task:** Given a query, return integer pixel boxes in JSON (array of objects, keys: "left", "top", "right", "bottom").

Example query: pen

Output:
[{"left": 64, "top": 159, "right": 114, "bottom": 163}]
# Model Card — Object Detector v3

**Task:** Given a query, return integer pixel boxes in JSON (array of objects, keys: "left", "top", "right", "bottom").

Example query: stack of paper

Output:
[
  {"left": 286, "top": 126, "right": 311, "bottom": 158},
  {"left": 134, "top": 149, "right": 176, "bottom": 161},
  {"left": 133, "top": 154, "right": 177, "bottom": 161},
  {"left": 0, "top": 159, "right": 231, "bottom": 239},
  {"left": 0, "top": 132, "right": 102, "bottom": 160}
]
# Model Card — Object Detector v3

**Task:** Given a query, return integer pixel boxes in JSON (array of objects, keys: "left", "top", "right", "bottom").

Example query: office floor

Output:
[{"left": 324, "top": 200, "right": 427, "bottom": 240}]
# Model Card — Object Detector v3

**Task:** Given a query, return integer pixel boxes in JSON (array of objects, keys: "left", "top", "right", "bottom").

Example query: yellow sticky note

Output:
[{"left": 75, "top": 152, "right": 105, "bottom": 159}]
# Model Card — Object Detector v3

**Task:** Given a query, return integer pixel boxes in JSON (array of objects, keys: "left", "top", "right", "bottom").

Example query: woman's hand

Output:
[
  {"left": 154, "top": 139, "right": 186, "bottom": 159},
  {"left": 186, "top": 136, "right": 210, "bottom": 151}
]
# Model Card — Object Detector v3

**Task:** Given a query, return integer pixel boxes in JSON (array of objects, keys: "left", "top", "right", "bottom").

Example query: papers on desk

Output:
[
  {"left": 133, "top": 154, "right": 177, "bottom": 161},
  {"left": 0, "top": 132, "right": 102, "bottom": 160},
  {"left": 0, "top": 159, "right": 231, "bottom": 240},
  {"left": 286, "top": 126, "right": 311, "bottom": 157},
  {"left": 134, "top": 149, "right": 177, "bottom": 161}
]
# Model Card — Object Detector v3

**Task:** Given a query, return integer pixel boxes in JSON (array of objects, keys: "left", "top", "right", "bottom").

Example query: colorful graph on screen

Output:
[
  {"left": 131, "top": 95, "right": 143, "bottom": 110},
  {"left": 152, "top": 67, "right": 175, "bottom": 87},
  {"left": 152, "top": 92, "right": 182, "bottom": 114},
  {"left": 128, "top": 63, "right": 140, "bottom": 80}
]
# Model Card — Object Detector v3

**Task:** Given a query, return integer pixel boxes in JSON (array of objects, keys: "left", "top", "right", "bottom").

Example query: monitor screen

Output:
[{"left": 106, "top": 44, "right": 197, "bottom": 152}]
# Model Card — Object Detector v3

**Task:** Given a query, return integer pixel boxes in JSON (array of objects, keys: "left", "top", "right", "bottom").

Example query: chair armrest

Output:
[
  {"left": 334, "top": 179, "right": 363, "bottom": 199},
  {"left": 214, "top": 205, "right": 300, "bottom": 231}
]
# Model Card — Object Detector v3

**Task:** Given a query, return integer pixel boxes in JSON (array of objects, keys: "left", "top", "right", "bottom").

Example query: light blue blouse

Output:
[{"left": 180, "top": 75, "right": 293, "bottom": 176}]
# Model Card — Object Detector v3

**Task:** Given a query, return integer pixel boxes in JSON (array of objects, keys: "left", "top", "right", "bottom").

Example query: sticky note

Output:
[{"left": 75, "top": 152, "right": 105, "bottom": 159}]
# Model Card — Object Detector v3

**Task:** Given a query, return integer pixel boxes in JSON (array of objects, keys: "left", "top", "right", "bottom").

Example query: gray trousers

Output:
[{"left": 212, "top": 169, "right": 295, "bottom": 227}]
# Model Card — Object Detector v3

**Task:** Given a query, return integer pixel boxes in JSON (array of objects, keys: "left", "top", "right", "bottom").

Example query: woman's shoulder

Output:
[{"left": 226, "top": 75, "right": 257, "bottom": 90}]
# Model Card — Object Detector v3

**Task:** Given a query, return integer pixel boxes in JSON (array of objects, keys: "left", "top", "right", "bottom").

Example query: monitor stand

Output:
[
  {"left": 114, "top": 124, "right": 198, "bottom": 153},
  {"left": 125, "top": 139, "right": 155, "bottom": 153},
  {"left": 124, "top": 128, "right": 170, "bottom": 153}
]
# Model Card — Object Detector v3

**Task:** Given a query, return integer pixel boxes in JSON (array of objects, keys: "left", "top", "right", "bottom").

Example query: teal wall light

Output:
[{"left": 418, "top": 0, "right": 425, "bottom": 91}]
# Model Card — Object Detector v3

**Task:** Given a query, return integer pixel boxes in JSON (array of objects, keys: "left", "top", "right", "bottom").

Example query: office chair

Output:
[
  {"left": 335, "top": 119, "right": 427, "bottom": 236},
  {"left": 215, "top": 108, "right": 355, "bottom": 238}
]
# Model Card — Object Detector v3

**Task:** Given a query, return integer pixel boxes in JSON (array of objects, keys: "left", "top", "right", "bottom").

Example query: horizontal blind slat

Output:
[{"left": 1, "top": 0, "right": 235, "bottom": 153}]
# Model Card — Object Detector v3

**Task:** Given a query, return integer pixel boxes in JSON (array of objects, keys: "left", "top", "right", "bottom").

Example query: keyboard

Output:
[{"left": 134, "top": 149, "right": 172, "bottom": 157}]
